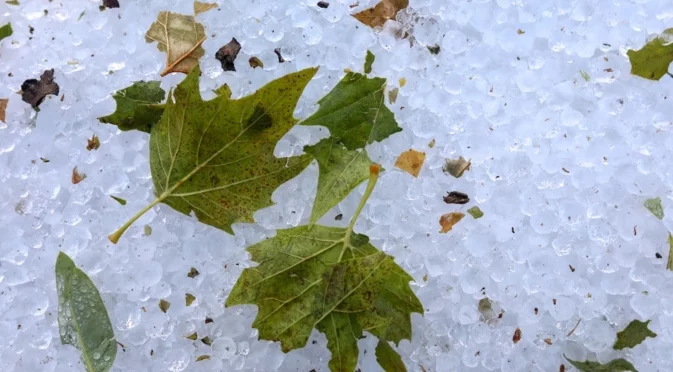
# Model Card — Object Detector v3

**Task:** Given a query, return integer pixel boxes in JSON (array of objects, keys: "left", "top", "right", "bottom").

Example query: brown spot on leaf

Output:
[
  {"left": 215, "top": 38, "right": 241, "bottom": 72},
  {"left": 21, "top": 69, "right": 60, "bottom": 109}
]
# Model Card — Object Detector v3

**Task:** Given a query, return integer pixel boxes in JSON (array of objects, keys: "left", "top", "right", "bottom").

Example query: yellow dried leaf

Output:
[
  {"left": 0, "top": 98, "right": 7, "bottom": 123},
  {"left": 145, "top": 11, "right": 206, "bottom": 76},
  {"left": 193, "top": 1, "right": 217, "bottom": 15},
  {"left": 439, "top": 212, "right": 464, "bottom": 233},
  {"left": 352, "top": 0, "right": 409, "bottom": 29},
  {"left": 399, "top": 77, "right": 406, "bottom": 87},
  {"left": 394, "top": 149, "right": 425, "bottom": 177}
]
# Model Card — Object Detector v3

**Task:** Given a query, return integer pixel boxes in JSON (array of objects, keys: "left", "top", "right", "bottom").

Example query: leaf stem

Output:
[
  {"left": 108, "top": 194, "right": 166, "bottom": 244},
  {"left": 344, "top": 164, "right": 381, "bottom": 238}
]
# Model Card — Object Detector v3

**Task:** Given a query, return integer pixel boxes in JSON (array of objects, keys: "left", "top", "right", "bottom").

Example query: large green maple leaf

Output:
[
  {"left": 107, "top": 65, "right": 316, "bottom": 242},
  {"left": 226, "top": 224, "right": 423, "bottom": 372},
  {"left": 627, "top": 28, "right": 673, "bottom": 81}
]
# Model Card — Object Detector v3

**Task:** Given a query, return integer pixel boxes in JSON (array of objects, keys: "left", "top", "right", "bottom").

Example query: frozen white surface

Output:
[{"left": 2, "top": 0, "right": 673, "bottom": 371}]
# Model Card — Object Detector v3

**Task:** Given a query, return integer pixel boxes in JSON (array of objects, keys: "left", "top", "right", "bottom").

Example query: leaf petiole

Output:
[
  {"left": 341, "top": 164, "right": 380, "bottom": 259},
  {"left": 108, "top": 193, "right": 167, "bottom": 243}
]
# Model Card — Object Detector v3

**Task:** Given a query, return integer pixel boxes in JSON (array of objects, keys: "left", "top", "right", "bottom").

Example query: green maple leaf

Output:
[
  {"left": 376, "top": 340, "right": 407, "bottom": 372},
  {"left": 0, "top": 23, "right": 12, "bottom": 43},
  {"left": 99, "top": 81, "right": 166, "bottom": 133},
  {"left": 565, "top": 355, "right": 638, "bottom": 372},
  {"left": 627, "top": 28, "right": 673, "bottom": 81},
  {"left": 226, "top": 220, "right": 422, "bottom": 372},
  {"left": 301, "top": 70, "right": 401, "bottom": 150},
  {"left": 107, "top": 65, "right": 316, "bottom": 242},
  {"left": 303, "top": 138, "right": 373, "bottom": 226},
  {"left": 55, "top": 252, "right": 117, "bottom": 372},
  {"left": 613, "top": 319, "right": 657, "bottom": 350}
]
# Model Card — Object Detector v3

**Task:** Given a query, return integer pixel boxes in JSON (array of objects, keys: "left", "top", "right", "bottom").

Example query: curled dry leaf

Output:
[
  {"left": 145, "top": 11, "right": 206, "bottom": 76},
  {"left": 249, "top": 56, "right": 264, "bottom": 69},
  {"left": 21, "top": 69, "right": 60, "bottom": 109},
  {"left": 439, "top": 212, "right": 464, "bottom": 233},
  {"left": 86, "top": 134, "right": 100, "bottom": 151},
  {"left": 394, "top": 149, "right": 426, "bottom": 178},
  {"left": 215, "top": 37, "right": 241, "bottom": 72},
  {"left": 443, "top": 156, "right": 471, "bottom": 178},
  {"left": 0, "top": 98, "right": 7, "bottom": 123},
  {"left": 352, "top": 0, "right": 409, "bottom": 29},
  {"left": 193, "top": 1, "right": 217, "bottom": 15},
  {"left": 443, "top": 191, "right": 469, "bottom": 204},
  {"left": 71, "top": 167, "right": 86, "bottom": 184}
]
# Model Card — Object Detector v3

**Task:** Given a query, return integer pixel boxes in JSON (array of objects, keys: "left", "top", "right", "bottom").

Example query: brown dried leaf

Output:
[
  {"left": 86, "top": 134, "right": 100, "bottom": 151},
  {"left": 443, "top": 191, "right": 469, "bottom": 204},
  {"left": 249, "top": 56, "right": 264, "bottom": 69},
  {"left": 71, "top": 167, "right": 86, "bottom": 184},
  {"left": 145, "top": 11, "right": 206, "bottom": 76},
  {"left": 394, "top": 149, "right": 425, "bottom": 177},
  {"left": 102, "top": 0, "right": 119, "bottom": 9},
  {"left": 513, "top": 328, "right": 522, "bottom": 343},
  {"left": 352, "top": 0, "right": 409, "bottom": 29},
  {"left": 193, "top": 1, "right": 217, "bottom": 15},
  {"left": 21, "top": 69, "right": 60, "bottom": 109},
  {"left": 0, "top": 98, "right": 7, "bottom": 123},
  {"left": 215, "top": 38, "right": 241, "bottom": 72},
  {"left": 443, "top": 156, "right": 471, "bottom": 178},
  {"left": 439, "top": 212, "right": 464, "bottom": 233}
]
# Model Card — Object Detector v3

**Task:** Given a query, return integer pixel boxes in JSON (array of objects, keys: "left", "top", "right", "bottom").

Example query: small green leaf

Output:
[
  {"left": 301, "top": 68, "right": 402, "bottom": 150},
  {"left": 613, "top": 319, "right": 657, "bottom": 350},
  {"left": 364, "top": 50, "right": 375, "bottom": 74},
  {"left": 627, "top": 28, "right": 673, "bottom": 81},
  {"left": 143, "top": 225, "right": 152, "bottom": 236},
  {"left": 186, "top": 332, "right": 198, "bottom": 340},
  {"left": 303, "top": 138, "right": 372, "bottom": 225},
  {"left": 185, "top": 293, "right": 196, "bottom": 306},
  {"left": 110, "top": 195, "right": 127, "bottom": 205},
  {"left": 467, "top": 206, "right": 484, "bottom": 219},
  {"left": 6, "top": 0, "right": 20, "bottom": 5},
  {"left": 187, "top": 267, "right": 199, "bottom": 278},
  {"left": 375, "top": 340, "right": 407, "bottom": 372},
  {"left": 564, "top": 355, "right": 638, "bottom": 372},
  {"left": 644, "top": 197, "right": 664, "bottom": 219},
  {"left": 0, "top": 23, "right": 12, "bottom": 43},
  {"left": 580, "top": 70, "right": 591, "bottom": 82},
  {"left": 159, "top": 299, "right": 171, "bottom": 313},
  {"left": 55, "top": 252, "right": 117, "bottom": 372},
  {"left": 98, "top": 81, "right": 165, "bottom": 133},
  {"left": 667, "top": 233, "right": 673, "bottom": 271},
  {"left": 201, "top": 336, "right": 212, "bottom": 346}
]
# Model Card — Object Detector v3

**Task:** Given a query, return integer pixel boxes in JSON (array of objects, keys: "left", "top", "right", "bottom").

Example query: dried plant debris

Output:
[
  {"left": 352, "top": 0, "right": 409, "bottom": 29},
  {"left": 439, "top": 212, "right": 464, "bottom": 233},
  {"left": 145, "top": 11, "right": 206, "bottom": 76},
  {"left": 215, "top": 38, "right": 241, "bottom": 71},
  {"left": 186, "top": 332, "right": 198, "bottom": 340},
  {"left": 193, "top": 1, "right": 217, "bottom": 15},
  {"left": 186, "top": 293, "right": 196, "bottom": 306},
  {"left": 249, "top": 56, "right": 264, "bottom": 69},
  {"left": 102, "top": 0, "right": 119, "bottom": 9},
  {"left": 467, "top": 206, "right": 484, "bottom": 219},
  {"left": 477, "top": 297, "right": 495, "bottom": 321},
  {"left": 443, "top": 156, "right": 471, "bottom": 178},
  {"left": 317, "top": 1, "right": 329, "bottom": 8},
  {"left": 644, "top": 197, "right": 664, "bottom": 219},
  {"left": 196, "top": 355, "right": 210, "bottom": 362},
  {"left": 613, "top": 319, "right": 657, "bottom": 350},
  {"left": 0, "top": 98, "right": 7, "bottom": 123},
  {"left": 21, "top": 69, "right": 60, "bottom": 109},
  {"left": 394, "top": 149, "right": 426, "bottom": 177},
  {"left": 86, "top": 134, "right": 100, "bottom": 150},
  {"left": 159, "top": 299, "right": 171, "bottom": 313},
  {"left": 627, "top": 28, "right": 673, "bottom": 81},
  {"left": 274, "top": 48, "right": 285, "bottom": 63},
  {"left": 427, "top": 44, "right": 440, "bottom": 55},
  {"left": 443, "top": 191, "right": 469, "bottom": 205},
  {"left": 512, "top": 328, "right": 522, "bottom": 344},
  {"left": 388, "top": 87, "right": 399, "bottom": 103},
  {"left": 187, "top": 267, "right": 200, "bottom": 278},
  {"left": 71, "top": 167, "right": 86, "bottom": 184},
  {"left": 110, "top": 195, "right": 127, "bottom": 205},
  {"left": 364, "top": 50, "right": 375, "bottom": 73},
  {"left": 144, "top": 225, "right": 152, "bottom": 236},
  {"left": 201, "top": 336, "right": 212, "bottom": 346}
]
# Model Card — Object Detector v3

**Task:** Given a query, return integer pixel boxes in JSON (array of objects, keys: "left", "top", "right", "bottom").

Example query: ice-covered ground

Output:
[{"left": 2, "top": 0, "right": 673, "bottom": 371}]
